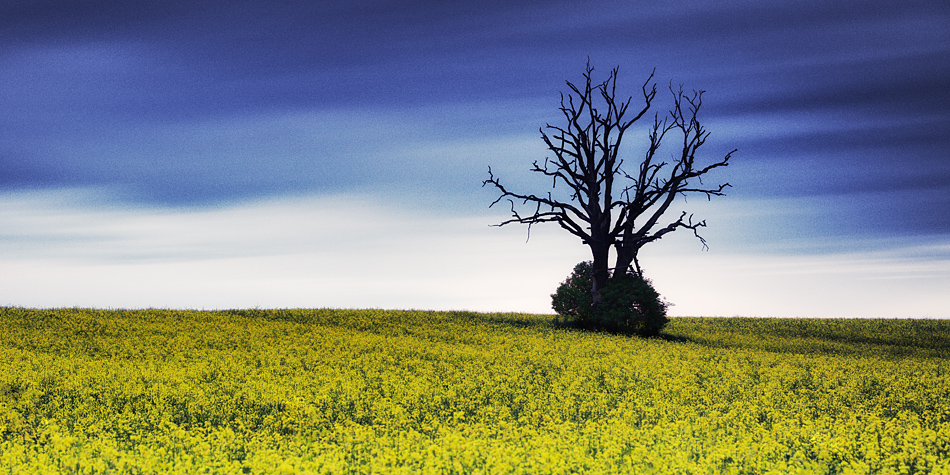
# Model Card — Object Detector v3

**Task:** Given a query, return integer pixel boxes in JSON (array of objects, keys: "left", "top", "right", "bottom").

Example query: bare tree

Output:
[{"left": 483, "top": 63, "right": 735, "bottom": 304}]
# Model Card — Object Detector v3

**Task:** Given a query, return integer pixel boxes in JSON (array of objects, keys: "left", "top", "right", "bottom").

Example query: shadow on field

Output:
[
  {"left": 216, "top": 309, "right": 948, "bottom": 359},
  {"left": 652, "top": 333, "right": 696, "bottom": 344},
  {"left": 662, "top": 317, "right": 950, "bottom": 359},
  {"left": 476, "top": 312, "right": 559, "bottom": 329}
]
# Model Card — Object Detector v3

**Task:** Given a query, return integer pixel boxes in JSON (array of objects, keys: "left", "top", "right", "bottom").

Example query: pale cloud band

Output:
[{"left": 2, "top": 188, "right": 947, "bottom": 318}]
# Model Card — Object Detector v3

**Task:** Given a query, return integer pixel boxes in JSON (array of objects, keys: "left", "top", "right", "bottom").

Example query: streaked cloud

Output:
[
  {"left": 1, "top": 0, "right": 947, "bottom": 316},
  {"left": 0, "top": 189, "right": 585, "bottom": 311},
  {"left": 3, "top": 189, "right": 947, "bottom": 317}
]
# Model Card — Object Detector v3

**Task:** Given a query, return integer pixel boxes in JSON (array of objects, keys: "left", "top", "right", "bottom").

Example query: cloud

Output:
[
  {"left": 2, "top": 188, "right": 947, "bottom": 317},
  {"left": 1, "top": 0, "right": 947, "bottom": 317},
  {"left": 639, "top": 241, "right": 950, "bottom": 319},
  {"left": 0, "top": 188, "right": 586, "bottom": 312},
  {"left": 1, "top": 93, "right": 546, "bottom": 206}
]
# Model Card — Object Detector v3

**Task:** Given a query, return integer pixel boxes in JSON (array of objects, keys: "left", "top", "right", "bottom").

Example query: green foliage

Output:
[
  {"left": 597, "top": 273, "right": 669, "bottom": 336},
  {"left": 1, "top": 307, "right": 949, "bottom": 473},
  {"left": 550, "top": 261, "right": 595, "bottom": 322},
  {"left": 551, "top": 261, "right": 669, "bottom": 336}
]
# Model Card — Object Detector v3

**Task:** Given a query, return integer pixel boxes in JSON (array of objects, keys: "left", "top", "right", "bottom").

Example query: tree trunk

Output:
[
  {"left": 614, "top": 253, "right": 633, "bottom": 279},
  {"left": 590, "top": 240, "right": 611, "bottom": 305},
  {"left": 614, "top": 242, "right": 640, "bottom": 279}
]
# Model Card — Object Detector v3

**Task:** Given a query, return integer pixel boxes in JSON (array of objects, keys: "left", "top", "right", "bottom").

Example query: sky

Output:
[{"left": 1, "top": 0, "right": 949, "bottom": 317}]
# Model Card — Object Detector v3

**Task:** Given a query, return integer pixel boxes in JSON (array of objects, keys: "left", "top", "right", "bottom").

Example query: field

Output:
[{"left": 1, "top": 307, "right": 949, "bottom": 474}]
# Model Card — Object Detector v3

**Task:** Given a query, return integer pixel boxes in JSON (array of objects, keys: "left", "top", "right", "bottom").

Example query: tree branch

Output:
[{"left": 484, "top": 63, "right": 734, "bottom": 295}]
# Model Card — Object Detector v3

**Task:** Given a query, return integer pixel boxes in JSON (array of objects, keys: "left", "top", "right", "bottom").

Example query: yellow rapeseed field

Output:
[{"left": 1, "top": 307, "right": 948, "bottom": 474}]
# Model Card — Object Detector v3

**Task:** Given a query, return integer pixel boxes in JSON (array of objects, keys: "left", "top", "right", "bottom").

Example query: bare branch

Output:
[{"left": 484, "top": 63, "right": 734, "bottom": 299}]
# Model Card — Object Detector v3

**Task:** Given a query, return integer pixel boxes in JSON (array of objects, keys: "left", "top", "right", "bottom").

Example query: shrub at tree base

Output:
[
  {"left": 552, "top": 261, "right": 669, "bottom": 336},
  {"left": 550, "top": 261, "right": 595, "bottom": 321}
]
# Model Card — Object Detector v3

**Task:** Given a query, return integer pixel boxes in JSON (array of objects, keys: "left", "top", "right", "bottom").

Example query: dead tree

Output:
[{"left": 483, "top": 63, "right": 734, "bottom": 304}]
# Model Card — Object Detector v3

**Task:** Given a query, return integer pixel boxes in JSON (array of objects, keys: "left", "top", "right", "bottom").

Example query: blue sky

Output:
[{"left": 2, "top": 0, "right": 948, "bottom": 317}]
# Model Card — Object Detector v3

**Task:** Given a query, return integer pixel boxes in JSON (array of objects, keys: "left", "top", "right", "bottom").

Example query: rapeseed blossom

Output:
[{"left": 0, "top": 308, "right": 948, "bottom": 473}]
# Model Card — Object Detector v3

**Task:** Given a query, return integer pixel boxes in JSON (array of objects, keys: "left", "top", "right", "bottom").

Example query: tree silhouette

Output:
[{"left": 484, "top": 63, "right": 735, "bottom": 304}]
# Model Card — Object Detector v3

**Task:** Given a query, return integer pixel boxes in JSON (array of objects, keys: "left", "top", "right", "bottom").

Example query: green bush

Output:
[
  {"left": 550, "top": 261, "right": 595, "bottom": 322},
  {"left": 551, "top": 261, "right": 669, "bottom": 336}
]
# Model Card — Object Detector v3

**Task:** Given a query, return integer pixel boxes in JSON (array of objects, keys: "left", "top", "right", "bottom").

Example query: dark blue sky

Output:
[{"left": 2, "top": 0, "right": 948, "bottom": 316}]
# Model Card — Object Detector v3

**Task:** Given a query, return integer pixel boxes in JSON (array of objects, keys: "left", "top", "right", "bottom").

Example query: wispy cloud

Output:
[
  {"left": 641, "top": 243, "right": 950, "bottom": 318},
  {"left": 0, "top": 188, "right": 584, "bottom": 311},
  {"left": 3, "top": 189, "right": 947, "bottom": 317},
  {"left": 1, "top": 0, "right": 947, "bottom": 316}
]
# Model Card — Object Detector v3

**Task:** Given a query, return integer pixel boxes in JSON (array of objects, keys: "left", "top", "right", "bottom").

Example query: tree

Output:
[{"left": 483, "top": 63, "right": 735, "bottom": 305}]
